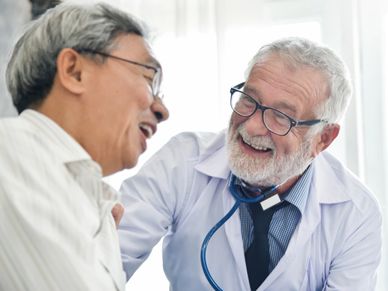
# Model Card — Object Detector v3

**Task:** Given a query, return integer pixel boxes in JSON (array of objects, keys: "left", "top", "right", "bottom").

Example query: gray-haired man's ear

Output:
[{"left": 311, "top": 123, "right": 340, "bottom": 157}]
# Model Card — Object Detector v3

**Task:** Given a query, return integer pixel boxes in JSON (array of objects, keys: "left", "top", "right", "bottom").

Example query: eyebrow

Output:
[{"left": 244, "top": 85, "right": 298, "bottom": 115}]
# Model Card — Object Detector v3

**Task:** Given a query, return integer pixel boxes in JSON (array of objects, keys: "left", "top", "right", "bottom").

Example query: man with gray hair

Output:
[
  {"left": 0, "top": 2, "right": 168, "bottom": 291},
  {"left": 119, "top": 37, "right": 381, "bottom": 290}
]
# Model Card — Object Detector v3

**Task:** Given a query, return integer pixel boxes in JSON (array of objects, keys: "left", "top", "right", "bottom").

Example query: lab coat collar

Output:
[
  {"left": 195, "top": 129, "right": 230, "bottom": 180},
  {"left": 195, "top": 129, "right": 352, "bottom": 205},
  {"left": 311, "top": 152, "right": 351, "bottom": 204}
]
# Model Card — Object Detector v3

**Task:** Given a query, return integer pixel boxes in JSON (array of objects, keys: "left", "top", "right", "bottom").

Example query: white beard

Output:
[{"left": 226, "top": 124, "right": 313, "bottom": 187}]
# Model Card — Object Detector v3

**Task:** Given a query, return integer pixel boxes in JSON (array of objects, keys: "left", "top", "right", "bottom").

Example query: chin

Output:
[{"left": 124, "top": 158, "right": 137, "bottom": 170}]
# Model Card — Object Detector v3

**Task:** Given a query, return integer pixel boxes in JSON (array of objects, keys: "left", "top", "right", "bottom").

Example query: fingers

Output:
[{"left": 111, "top": 203, "right": 124, "bottom": 229}]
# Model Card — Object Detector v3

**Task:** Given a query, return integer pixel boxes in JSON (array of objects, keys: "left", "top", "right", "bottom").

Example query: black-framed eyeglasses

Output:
[
  {"left": 77, "top": 49, "right": 162, "bottom": 98},
  {"left": 230, "top": 82, "right": 328, "bottom": 136}
]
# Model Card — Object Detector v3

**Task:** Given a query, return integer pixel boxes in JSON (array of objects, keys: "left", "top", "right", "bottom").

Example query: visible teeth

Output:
[
  {"left": 243, "top": 138, "right": 270, "bottom": 151},
  {"left": 238, "top": 125, "right": 273, "bottom": 151},
  {"left": 140, "top": 124, "right": 153, "bottom": 139},
  {"left": 253, "top": 145, "right": 269, "bottom": 151}
]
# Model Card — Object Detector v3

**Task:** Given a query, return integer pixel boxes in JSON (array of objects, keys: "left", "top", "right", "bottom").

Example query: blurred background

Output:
[{"left": 1, "top": 0, "right": 387, "bottom": 290}]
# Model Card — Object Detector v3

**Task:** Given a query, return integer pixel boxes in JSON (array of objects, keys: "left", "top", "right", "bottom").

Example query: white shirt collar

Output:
[{"left": 20, "top": 109, "right": 91, "bottom": 164}]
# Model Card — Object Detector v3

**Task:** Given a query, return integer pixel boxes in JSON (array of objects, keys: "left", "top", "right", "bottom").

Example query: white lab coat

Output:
[{"left": 119, "top": 131, "right": 382, "bottom": 291}]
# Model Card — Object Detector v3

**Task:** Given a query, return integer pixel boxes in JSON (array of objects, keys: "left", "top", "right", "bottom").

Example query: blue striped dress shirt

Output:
[{"left": 239, "top": 166, "right": 312, "bottom": 273}]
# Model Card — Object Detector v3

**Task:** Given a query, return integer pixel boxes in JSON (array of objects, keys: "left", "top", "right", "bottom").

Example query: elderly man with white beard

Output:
[{"left": 118, "top": 37, "right": 382, "bottom": 291}]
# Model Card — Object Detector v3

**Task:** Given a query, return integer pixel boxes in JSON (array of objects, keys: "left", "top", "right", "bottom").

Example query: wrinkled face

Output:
[
  {"left": 81, "top": 34, "right": 169, "bottom": 175},
  {"left": 227, "top": 54, "right": 329, "bottom": 187}
]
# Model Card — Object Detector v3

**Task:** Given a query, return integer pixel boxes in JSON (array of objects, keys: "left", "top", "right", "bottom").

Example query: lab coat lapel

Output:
[
  {"left": 222, "top": 183, "right": 251, "bottom": 291},
  {"left": 257, "top": 185, "right": 321, "bottom": 290},
  {"left": 258, "top": 153, "right": 350, "bottom": 290}
]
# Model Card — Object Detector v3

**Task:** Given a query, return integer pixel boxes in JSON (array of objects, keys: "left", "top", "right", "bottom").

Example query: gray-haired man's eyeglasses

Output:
[
  {"left": 230, "top": 82, "right": 328, "bottom": 136},
  {"left": 78, "top": 49, "right": 162, "bottom": 98}
]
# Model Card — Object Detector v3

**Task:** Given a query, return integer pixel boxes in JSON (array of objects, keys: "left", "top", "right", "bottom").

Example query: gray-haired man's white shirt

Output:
[{"left": 0, "top": 110, "right": 125, "bottom": 291}]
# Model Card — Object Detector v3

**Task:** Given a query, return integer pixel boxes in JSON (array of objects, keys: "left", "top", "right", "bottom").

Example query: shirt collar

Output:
[
  {"left": 20, "top": 109, "right": 91, "bottom": 163},
  {"left": 232, "top": 166, "right": 312, "bottom": 216},
  {"left": 282, "top": 165, "right": 313, "bottom": 216}
]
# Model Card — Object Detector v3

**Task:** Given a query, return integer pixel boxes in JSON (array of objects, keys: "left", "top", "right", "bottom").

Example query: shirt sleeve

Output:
[
  {"left": 323, "top": 202, "right": 382, "bottom": 291},
  {"left": 118, "top": 134, "right": 197, "bottom": 279}
]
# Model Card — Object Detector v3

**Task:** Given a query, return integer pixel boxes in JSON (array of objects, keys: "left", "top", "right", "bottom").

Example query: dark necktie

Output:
[{"left": 245, "top": 200, "right": 288, "bottom": 290}]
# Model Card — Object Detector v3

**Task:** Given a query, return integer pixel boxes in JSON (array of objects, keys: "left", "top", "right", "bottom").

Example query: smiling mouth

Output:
[
  {"left": 241, "top": 136, "right": 273, "bottom": 153},
  {"left": 139, "top": 123, "right": 154, "bottom": 139}
]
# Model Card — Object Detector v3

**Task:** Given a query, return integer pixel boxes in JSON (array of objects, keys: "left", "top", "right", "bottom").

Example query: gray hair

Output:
[
  {"left": 245, "top": 37, "right": 352, "bottom": 124},
  {"left": 6, "top": 2, "right": 147, "bottom": 113}
]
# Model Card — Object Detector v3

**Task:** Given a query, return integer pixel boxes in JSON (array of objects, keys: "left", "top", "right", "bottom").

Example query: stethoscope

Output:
[{"left": 200, "top": 174, "right": 281, "bottom": 291}]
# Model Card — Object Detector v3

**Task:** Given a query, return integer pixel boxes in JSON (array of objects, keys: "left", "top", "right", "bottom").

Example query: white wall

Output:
[{"left": 0, "top": 0, "right": 30, "bottom": 117}]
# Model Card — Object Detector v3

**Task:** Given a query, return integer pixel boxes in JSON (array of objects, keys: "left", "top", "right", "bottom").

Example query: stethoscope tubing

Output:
[
  {"left": 200, "top": 201, "right": 240, "bottom": 290},
  {"left": 200, "top": 175, "right": 279, "bottom": 291}
]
